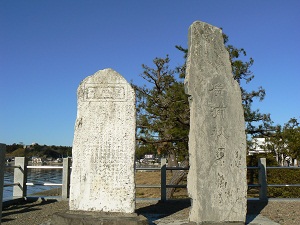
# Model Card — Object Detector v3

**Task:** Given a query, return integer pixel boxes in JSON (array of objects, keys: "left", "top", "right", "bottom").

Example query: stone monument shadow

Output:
[
  {"left": 246, "top": 199, "right": 268, "bottom": 224},
  {"left": 136, "top": 199, "right": 269, "bottom": 224},
  {"left": 1, "top": 199, "right": 57, "bottom": 223},
  {"left": 136, "top": 199, "right": 190, "bottom": 223}
]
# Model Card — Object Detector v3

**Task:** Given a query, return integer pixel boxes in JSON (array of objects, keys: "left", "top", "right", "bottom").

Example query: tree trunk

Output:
[{"left": 166, "top": 158, "right": 189, "bottom": 199}]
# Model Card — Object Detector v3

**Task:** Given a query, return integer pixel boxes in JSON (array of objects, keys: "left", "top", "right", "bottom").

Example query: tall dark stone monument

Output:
[{"left": 185, "top": 21, "right": 247, "bottom": 224}]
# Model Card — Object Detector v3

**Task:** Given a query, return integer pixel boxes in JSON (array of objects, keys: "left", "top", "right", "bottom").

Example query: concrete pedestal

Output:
[{"left": 50, "top": 211, "right": 148, "bottom": 225}]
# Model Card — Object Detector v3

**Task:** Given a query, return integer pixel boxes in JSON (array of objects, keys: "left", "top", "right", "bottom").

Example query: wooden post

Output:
[
  {"left": 62, "top": 158, "right": 71, "bottom": 199},
  {"left": 0, "top": 143, "right": 6, "bottom": 225},
  {"left": 160, "top": 158, "right": 167, "bottom": 201},
  {"left": 13, "top": 157, "right": 28, "bottom": 198},
  {"left": 258, "top": 158, "right": 267, "bottom": 201}
]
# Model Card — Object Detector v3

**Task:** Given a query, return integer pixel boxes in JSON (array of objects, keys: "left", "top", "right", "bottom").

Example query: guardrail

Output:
[
  {"left": 136, "top": 158, "right": 189, "bottom": 201},
  {"left": 2, "top": 153, "right": 300, "bottom": 203},
  {"left": 1, "top": 157, "right": 71, "bottom": 201},
  {"left": 248, "top": 158, "right": 300, "bottom": 200},
  {"left": 136, "top": 158, "right": 300, "bottom": 201}
]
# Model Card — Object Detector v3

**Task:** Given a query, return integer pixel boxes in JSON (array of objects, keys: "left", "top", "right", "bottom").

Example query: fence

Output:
[
  {"left": 136, "top": 158, "right": 189, "bottom": 201},
  {"left": 2, "top": 153, "right": 300, "bottom": 201},
  {"left": 2, "top": 157, "right": 300, "bottom": 201},
  {"left": 1, "top": 154, "right": 300, "bottom": 224},
  {"left": 2, "top": 157, "right": 71, "bottom": 200}
]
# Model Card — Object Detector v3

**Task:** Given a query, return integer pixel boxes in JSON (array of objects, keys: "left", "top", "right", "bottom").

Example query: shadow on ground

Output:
[
  {"left": 1, "top": 199, "right": 57, "bottom": 223},
  {"left": 136, "top": 199, "right": 191, "bottom": 224},
  {"left": 247, "top": 199, "right": 268, "bottom": 224},
  {"left": 136, "top": 199, "right": 269, "bottom": 224}
]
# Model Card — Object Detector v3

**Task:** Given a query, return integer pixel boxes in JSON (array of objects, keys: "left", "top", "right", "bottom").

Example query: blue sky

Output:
[{"left": 1, "top": 0, "right": 299, "bottom": 146}]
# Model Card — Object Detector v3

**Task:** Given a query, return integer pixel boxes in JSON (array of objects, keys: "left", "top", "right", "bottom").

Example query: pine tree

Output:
[{"left": 132, "top": 55, "right": 189, "bottom": 164}]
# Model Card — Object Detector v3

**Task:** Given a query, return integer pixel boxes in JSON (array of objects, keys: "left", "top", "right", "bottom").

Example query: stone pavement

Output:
[{"left": 142, "top": 212, "right": 280, "bottom": 225}]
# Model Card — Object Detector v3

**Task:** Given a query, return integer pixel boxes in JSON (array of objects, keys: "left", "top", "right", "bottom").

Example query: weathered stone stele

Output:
[
  {"left": 69, "top": 68, "right": 136, "bottom": 213},
  {"left": 185, "top": 21, "right": 247, "bottom": 224}
]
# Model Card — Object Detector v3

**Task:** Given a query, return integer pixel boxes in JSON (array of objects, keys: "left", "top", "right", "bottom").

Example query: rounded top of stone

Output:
[
  {"left": 190, "top": 20, "right": 222, "bottom": 33},
  {"left": 99, "top": 68, "right": 118, "bottom": 74},
  {"left": 80, "top": 68, "right": 129, "bottom": 85}
]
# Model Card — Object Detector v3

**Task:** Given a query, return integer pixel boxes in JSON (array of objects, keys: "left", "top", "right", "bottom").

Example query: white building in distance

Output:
[{"left": 248, "top": 138, "right": 270, "bottom": 155}]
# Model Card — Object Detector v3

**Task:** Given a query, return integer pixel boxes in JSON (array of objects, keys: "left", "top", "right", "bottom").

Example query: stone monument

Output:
[
  {"left": 69, "top": 68, "right": 136, "bottom": 212},
  {"left": 185, "top": 21, "right": 247, "bottom": 224},
  {"left": 51, "top": 69, "right": 147, "bottom": 224}
]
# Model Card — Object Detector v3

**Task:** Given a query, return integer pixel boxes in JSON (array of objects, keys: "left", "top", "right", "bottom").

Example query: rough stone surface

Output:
[
  {"left": 51, "top": 211, "right": 148, "bottom": 225},
  {"left": 185, "top": 21, "right": 247, "bottom": 223},
  {"left": 69, "top": 68, "right": 136, "bottom": 213}
]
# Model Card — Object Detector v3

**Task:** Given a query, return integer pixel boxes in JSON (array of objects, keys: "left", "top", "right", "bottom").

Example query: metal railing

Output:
[
  {"left": 2, "top": 165, "right": 21, "bottom": 188},
  {"left": 2, "top": 153, "right": 300, "bottom": 203},
  {"left": 136, "top": 158, "right": 189, "bottom": 201},
  {"left": 1, "top": 157, "right": 71, "bottom": 201},
  {"left": 26, "top": 165, "right": 64, "bottom": 188},
  {"left": 136, "top": 158, "right": 300, "bottom": 201},
  {"left": 248, "top": 158, "right": 300, "bottom": 200}
]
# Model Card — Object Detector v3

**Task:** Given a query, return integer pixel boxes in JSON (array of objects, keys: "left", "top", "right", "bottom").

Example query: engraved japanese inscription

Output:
[
  {"left": 69, "top": 68, "right": 136, "bottom": 213},
  {"left": 84, "top": 84, "right": 127, "bottom": 101},
  {"left": 185, "top": 21, "right": 247, "bottom": 224}
]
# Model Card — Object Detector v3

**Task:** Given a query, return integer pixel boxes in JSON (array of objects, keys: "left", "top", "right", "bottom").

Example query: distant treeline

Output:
[{"left": 5, "top": 143, "right": 72, "bottom": 159}]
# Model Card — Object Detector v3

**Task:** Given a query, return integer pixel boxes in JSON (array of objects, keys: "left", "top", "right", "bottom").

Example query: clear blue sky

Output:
[{"left": 1, "top": 0, "right": 299, "bottom": 146}]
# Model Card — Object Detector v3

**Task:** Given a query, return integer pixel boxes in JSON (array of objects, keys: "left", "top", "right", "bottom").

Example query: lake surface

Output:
[{"left": 3, "top": 164, "right": 63, "bottom": 200}]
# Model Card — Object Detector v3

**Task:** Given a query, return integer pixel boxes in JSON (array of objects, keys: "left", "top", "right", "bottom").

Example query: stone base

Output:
[{"left": 50, "top": 210, "right": 148, "bottom": 225}]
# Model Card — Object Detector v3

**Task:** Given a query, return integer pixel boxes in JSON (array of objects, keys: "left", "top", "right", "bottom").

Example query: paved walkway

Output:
[{"left": 141, "top": 212, "right": 280, "bottom": 225}]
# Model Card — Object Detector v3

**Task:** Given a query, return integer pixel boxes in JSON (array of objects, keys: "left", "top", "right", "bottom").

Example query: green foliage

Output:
[
  {"left": 265, "top": 117, "right": 300, "bottom": 161},
  {"left": 247, "top": 153, "right": 278, "bottom": 167},
  {"left": 5, "top": 143, "right": 72, "bottom": 159},
  {"left": 282, "top": 118, "right": 300, "bottom": 159},
  {"left": 133, "top": 55, "right": 189, "bottom": 159},
  {"left": 247, "top": 168, "right": 300, "bottom": 198},
  {"left": 247, "top": 155, "right": 300, "bottom": 198},
  {"left": 9, "top": 148, "right": 26, "bottom": 157},
  {"left": 268, "top": 169, "right": 300, "bottom": 198},
  {"left": 6, "top": 143, "right": 24, "bottom": 153},
  {"left": 247, "top": 154, "right": 278, "bottom": 192},
  {"left": 136, "top": 143, "right": 157, "bottom": 159}
]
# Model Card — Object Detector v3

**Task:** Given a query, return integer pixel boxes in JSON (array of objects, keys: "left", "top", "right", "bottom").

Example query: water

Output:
[{"left": 3, "top": 164, "right": 63, "bottom": 200}]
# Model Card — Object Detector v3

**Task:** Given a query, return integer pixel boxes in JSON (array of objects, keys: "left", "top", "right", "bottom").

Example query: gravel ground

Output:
[
  {"left": 1, "top": 198, "right": 300, "bottom": 225},
  {"left": 257, "top": 200, "right": 300, "bottom": 225}
]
